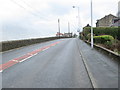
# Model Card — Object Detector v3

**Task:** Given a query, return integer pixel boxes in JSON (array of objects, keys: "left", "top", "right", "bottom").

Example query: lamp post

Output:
[
  {"left": 91, "top": 0, "right": 94, "bottom": 48},
  {"left": 58, "top": 19, "right": 60, "bottom": 38},
  {"left": 72, "top": 6, "right": 80, "bottom": 32}
]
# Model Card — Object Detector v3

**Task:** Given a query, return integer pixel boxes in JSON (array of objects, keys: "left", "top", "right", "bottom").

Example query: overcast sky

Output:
[{"left": 0, "top": 0, "right": 119, "bottom": 41}]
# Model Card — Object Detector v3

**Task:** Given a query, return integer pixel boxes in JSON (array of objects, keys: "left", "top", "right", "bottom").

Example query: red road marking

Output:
[
  {"left": 0, "top": 41, "right": 62, "bottom": 72},
  {"left": 0, "top": 60, "right": 18, "bottom": 71},
  {"left": 14, "top": 54, "right": 32, "bottom": 62}
]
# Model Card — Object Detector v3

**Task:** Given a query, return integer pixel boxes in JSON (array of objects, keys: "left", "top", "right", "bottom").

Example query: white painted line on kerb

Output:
[
  {"left": 42, "top": 47, "right": 49, "bottom": 51},
  {"left": 19, "top": 53, "right": 38, "bottom": 63}
]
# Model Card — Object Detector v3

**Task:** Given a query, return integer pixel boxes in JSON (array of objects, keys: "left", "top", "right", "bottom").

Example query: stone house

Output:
[
  {"left": 118, "top": 1, "right": 120, "bottom": 17},
  {"left": 63, "top": 33, "right": 72, "bottom": 37},
  {"left": 111, "top": 18, "right": 120, "bottom": 27},
  {"left": 56, "top": 32, "right": 64, "bottom": 37},
  {"left": 96, "top": 14, "right": 117, "bottom": 27}
]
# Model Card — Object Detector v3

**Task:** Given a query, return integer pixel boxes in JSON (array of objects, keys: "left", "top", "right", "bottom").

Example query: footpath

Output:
[{"left": 77, "top": 39, "right": 118, "bottom": 88}]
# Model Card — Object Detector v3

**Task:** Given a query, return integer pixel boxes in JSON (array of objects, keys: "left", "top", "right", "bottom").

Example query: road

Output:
[{"left": 1, "top": 38, "right": 118, "bottom": 88}]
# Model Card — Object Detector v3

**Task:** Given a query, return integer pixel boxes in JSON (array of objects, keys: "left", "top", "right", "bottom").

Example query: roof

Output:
[
  {"left": 97, "top": 14, "right": 117, "bottom": 21},
  {"left": 56, "top": 33, "right": 63, "bottom": 35}
]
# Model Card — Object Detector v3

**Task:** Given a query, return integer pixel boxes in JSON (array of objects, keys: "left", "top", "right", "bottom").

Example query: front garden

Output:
[{"left": 80, "top": 27, "right": 120, "bottom": 54}]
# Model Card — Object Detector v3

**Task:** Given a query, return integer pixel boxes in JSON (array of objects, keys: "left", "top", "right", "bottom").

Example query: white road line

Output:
[
  {"left": 12, "top": 60, "right": 19, "bottom": 62},
  {"left": 42, "top": 47, "right": 49, "bottom": 51},
  {"left": 19, "top": 53, "right": 38, "bottom": 63},
  {"left": 0, "top": 41, "right": 62, "bottom": 73}
]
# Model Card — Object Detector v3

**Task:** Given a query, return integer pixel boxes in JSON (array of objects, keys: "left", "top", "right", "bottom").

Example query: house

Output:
[
  {"left": 63, "top": 33, "right": 72, "bottom": 37},
  {"left": 118, "top": 1, "right": 120, "bottom": 17},
  {"left": 111, "top": 18, "right": 120, "bottom": 27},
  {"left": 96, "top": 14, "right": 117, "bottom": 27},
  {"left": 83, "top": 24, "right": 91, "bottom": 29},
  {"left": 111, "top": 1, "right": 120, "bottom": 27},
  {"left": 56, "top": 32, "right": 64, "bottom": 37}
]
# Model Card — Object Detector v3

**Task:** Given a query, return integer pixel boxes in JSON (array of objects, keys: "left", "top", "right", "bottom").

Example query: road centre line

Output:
[
  {"left": 0, "top": 41, "right": 62, "bottom": 72},
  {"left": 19, "top": 53, "right": 38, "bottom": 63},
  {"left": 12, "top": 60, "right": 20, "bottom": 62},
  {"left": 42, "top": 47, "right": 50, "bottom": 51}
]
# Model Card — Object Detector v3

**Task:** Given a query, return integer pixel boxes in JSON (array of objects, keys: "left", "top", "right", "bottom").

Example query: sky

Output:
[{"left": 0, "top": 0, "right": 119, "bottom": 41}]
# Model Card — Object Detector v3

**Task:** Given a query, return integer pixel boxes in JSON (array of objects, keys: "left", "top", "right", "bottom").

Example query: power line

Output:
[
  {"left": 10, "top": 0, "right": 27, "bottom": 10},
  {"left": 21, "top": 0, "right": 56, "bottom": 21},
  {"left": 71, "top": 24, "right": 78, "bottom": 31},
  {"left": 21, "top": 0, "right": 44, "bottom": 15},
  {"left": 11, "top": 0, "right": 78, "bottom": 34},
  {"left": 60, "top": 9, "right": 79, "bottom": 33},
  {"left": 10, "top": 0, "right": 50, "bottom": 20}
]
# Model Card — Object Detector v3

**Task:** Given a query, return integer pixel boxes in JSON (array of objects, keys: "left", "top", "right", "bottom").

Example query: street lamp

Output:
[
  {"left": 72, "top": 6, "right": 80, "bottom": 33},
  {"left": 90, "top": 0, "right": 94, "bottom": 48}
]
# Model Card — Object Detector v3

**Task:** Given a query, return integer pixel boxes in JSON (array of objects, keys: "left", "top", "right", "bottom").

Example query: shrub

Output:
[
  {"left": 104, "top": 41, "right": 113, "bottom": 49},
  {"left": 86, "top": 33, "right": 91, "bottom": 41},
  {"left": 83, "top": 27, "right": 119, "bottom": 40},
  {"left": 94, "top": 35, "right": 114, "bottom": 44}
]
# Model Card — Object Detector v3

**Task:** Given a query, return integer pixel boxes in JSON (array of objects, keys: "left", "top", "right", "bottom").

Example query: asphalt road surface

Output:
[{"left": 1, "top": 38, "right": 118, "bottom": 88}]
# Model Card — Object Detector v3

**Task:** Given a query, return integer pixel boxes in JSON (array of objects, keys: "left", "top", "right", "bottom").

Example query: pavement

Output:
[{"left": 1, "top": 38, "right": 118, "bottom": 88}]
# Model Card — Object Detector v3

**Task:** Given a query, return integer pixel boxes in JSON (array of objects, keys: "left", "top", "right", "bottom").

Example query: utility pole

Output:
[
  {"left": 91, "top": 0, "right": 94, "bottom": 48},
  {"left": 77, "top": 7, "right": 80, "bottom": 32},
  {"left": 58, "top": 19, "right": 60, "bottom": 38},
  {"left": 72, "top": 5, "right": 81, "bottom": 39},
  {"left": 73, "top": 6, "right": 80, "bottom": 32},
  {"left": 68, "top": 22, "right": 70, "bottom": 37}
]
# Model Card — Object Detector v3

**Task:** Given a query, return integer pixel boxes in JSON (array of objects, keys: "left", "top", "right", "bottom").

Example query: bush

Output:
[
  {"left": 86, "top": 33, "right": 91, "bottom": 41},
  {"left": 94, "top": 35, "right": 114, "bottom": 44},
  {"left": 83, "top": 27, "right": 119, "bottom": 40},
  {"left": 104, "top": 41, "right": 113, "bottom": 49}
]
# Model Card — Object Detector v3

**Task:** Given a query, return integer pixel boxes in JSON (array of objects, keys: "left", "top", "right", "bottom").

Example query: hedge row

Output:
[
  {"left": 94, "top": 35, "right": 114, "bottom": 44},
  {"left": 83, "top": 27, "right": 120, "bottom": 40},
  {"left": 0, "top": 37, "right": 68, "bottom": 52}
]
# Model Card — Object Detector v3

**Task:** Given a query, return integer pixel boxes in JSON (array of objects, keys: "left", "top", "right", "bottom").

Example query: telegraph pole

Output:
[
  {"left": 68, "top": 22, "right": 70, "bottom": 37},
  {"left": 78, "top": 7, "right": 80, "bottom": 32},
  {"left": 58, "top": 19, "right": 60, "bottom": 38}
]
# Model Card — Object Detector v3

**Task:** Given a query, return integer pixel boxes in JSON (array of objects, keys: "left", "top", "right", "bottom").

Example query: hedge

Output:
[
  {"left": 0, "top": 37, "right": 71, "bottom": 52},
  {"left": 94, "top": 35, "right": 114, "bottom": 44},
  {"left": 83, "top": 27, "right": 120, "bottom": 40}
]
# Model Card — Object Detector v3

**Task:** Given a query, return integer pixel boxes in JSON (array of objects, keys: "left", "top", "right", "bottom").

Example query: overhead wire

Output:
[
  {"left": 10, "top": 0, "right": 79, "bottom": 34},
  {"left": 10, "top": 0, "right": 51, "bottom": 20},
  {"left": 21, "top": 0, "right": 60, "bottom": 21},
  {"left": 60, "top": 11, "right": 78, "bottom": 34},
  {"left": 20, "top": 0, "right": 47, "bottom": 17},
  {"left": 20, "top": 0, "right": 79, "bottom": 33}
]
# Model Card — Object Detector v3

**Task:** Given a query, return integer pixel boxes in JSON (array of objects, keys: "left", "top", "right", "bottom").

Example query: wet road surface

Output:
[{"left": 2, "top": 38, "right": 118, "bottom": 88}]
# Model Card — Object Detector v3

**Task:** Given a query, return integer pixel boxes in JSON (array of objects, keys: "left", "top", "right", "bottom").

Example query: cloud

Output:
[
  {"left": 0, "top": 0, "right": 27, "bottom": 21},
  {"left": 0, "top": 0, "right": 119, "bottom": 41},
  {"left": 49, "top": 2, "right": 71, "bottom": 15}
]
